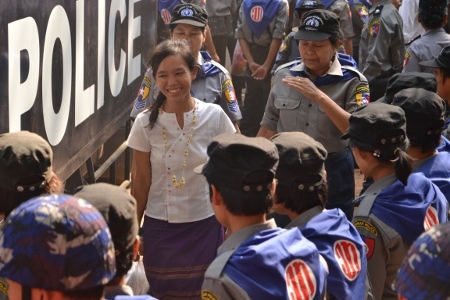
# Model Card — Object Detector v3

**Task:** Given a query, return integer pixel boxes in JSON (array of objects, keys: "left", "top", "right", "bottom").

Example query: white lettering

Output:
[
  {"left": 42, "top": 5, "right": 72, "bottom": 145},
  {"left": 128, "top": 0, "right": 141, "bottom": 85},
  {"left": 8, "top": 17, "right": 40, "bottom": 132},
  {"left": 75, "top": 0, "right": 95, "bottom": 126},
  {"left": 108, "top": 0, "right": 126, "bottom": 97},
  {"left": 7, "top": 1, "right": 145, "bottom": 145},
  {"left": 97, "top": 0, "right": 106, "bottom": 109}
]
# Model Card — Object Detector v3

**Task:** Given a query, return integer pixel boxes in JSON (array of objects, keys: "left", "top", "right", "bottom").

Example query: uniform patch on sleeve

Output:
[
  {"left": 369, "top": 19, "right": 380, "bottom": 37},
  {"left": 134, "top": 76, "right": 151, "bottom": 109},
  {"left": 355, "top": 83, "right": 370, "bottom": 105},
  {"left": 0, "top": 280, "right": 7, "bottom": 295},
  {"left": 363, "top": 237, "right": 375, "bottom": 260},
  {"left": 280, "top": 36, "right": 289, "bottom": 53},
  {"left": 202, "top": 290, "right": 219, "bottom": 300},
  {"left": 222, "top": 79, "right": 239, "bottom": 113},
  {"left": 353, "top": 220, "right": 377, "bottom": 236},
  {"left": 354, "top": 4, "right": 369, "bottom": 24},
  {"left": 285, "top": 259, "right": 317, "bottom": 299},
  {"left": 345, "top": 3, "right": 352, "bottom": 18},
  {"left": 334, "top": 240, "right": 362, "bottom": 281},
  {"left": 403, "top": 51, "right": 410, "bottom": 68}
]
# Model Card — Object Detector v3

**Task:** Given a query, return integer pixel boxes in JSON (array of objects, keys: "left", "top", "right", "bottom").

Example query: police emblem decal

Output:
[{"left": 180, "top": 7, "right": 194, "bottom": 17}]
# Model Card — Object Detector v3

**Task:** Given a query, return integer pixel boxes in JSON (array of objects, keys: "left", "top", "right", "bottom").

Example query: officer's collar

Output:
[{"left": 291, "top": 56, "right": 343, "bottom": 77}]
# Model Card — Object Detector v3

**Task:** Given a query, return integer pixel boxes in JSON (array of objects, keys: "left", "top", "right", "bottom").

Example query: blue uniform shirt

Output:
[{"left": 288, "top": 207, "right": 368, "bottom": 300}]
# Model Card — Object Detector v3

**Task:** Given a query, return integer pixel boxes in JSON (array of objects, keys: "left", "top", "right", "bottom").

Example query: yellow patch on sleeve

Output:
[
  {"left": 355, "top": 83, "right": 370, "bottom": 105},
  {"left": 222, "top": 79, "right": 237, "bottom": 103},
  {"left": 353, "top": 220, "right": 378, "bottom": 236},
  {"left": 202, "top": 290, "right": 220, "bottom": 300},
  {"left": 403, "top": 52, "right": 411, "bottom": 67},
  {"left": 369, "top": 19, "right": 380, "bottom": 37},
  {"left": 0, "top": 280, "right": 8, "bottom": 295}
]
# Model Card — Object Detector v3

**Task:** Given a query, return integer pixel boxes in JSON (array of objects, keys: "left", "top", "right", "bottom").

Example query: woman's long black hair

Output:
[{"left": 147, "top": 39, "right": 198, "bottom": 129}]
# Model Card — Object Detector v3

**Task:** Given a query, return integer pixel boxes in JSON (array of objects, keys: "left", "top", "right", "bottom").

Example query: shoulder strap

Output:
[
  {"left": 354, "top": 176, "right": 397, "bottom": 217},
  {"left": 204, "top": 249, "right": 237, "bottom": 280},
  {"left": 370, "top": 4, "right": 383, "bottom": 16},
  {"left": 341, "top": 65, "right": 367, "bottom": 82},
  {"left": 210, "top": 60, "right": 230, "bottom": 75},
  {"left": 405, "top": 34, "right": 422, "bottom": 47},
  {"left": 274, "top": 60, "right": 300, "bottom": 74}
]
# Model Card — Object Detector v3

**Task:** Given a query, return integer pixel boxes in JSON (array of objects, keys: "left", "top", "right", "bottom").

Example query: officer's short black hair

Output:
[{"left": 419, "top": 0, "right": 447, "bottom": 29}]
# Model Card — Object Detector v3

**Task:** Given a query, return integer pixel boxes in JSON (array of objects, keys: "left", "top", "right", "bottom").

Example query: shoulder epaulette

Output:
[
  {"left": 370, "top": 4, "right": 383, "bottom": 16},
  {"left": 405, "top": 34, "right": 422, "bottom": 47},
  {"left": 341, "top": 65, "right": 368, "bottom": 83},
  {"left": 199, "top": 51, "right": 229, "bottom": 76},
  {"left": 274, "top": 60, "right": 300, "bottom": 74},
  {"left": 209, "top": 60, "right": 230, "bottom": 75}
]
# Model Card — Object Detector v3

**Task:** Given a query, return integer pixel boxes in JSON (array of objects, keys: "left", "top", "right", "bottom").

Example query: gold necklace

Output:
[{"left": 160, "top": 104, "right": 197, "bottom": 189}]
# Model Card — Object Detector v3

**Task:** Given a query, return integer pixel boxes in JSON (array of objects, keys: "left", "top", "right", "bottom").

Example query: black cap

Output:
[
  {"left": 295, "top": 0, "right": 326, "bottom": 15},
  {"left": 295, "top": 9, "right": 340, "bottom": 41},
  {"left": 391, "top": 88, "right": 445, "bottom": 137},
  {"left": 341, "top": 103, "right": 407, "bottom": 148},
  {"left": 377, "top": 72, "right": 437, "bottom": 104},
  {"left": 271, "top": 132, "right": 327, "bottom": 190},
  {"left": 195, "top": 133, "right": 279, "bottom": 192},
  {"left": 75, "top": 183, "right": 139, "bottom": 258},
  {"left": 170, "top": 3, "right": 208, "bottom": 28},
  {"left": 0, "top": 131, "right": 53, "bottom": 191},
  {"left": 420, "top": 45, "right": 450, "bottom": 69}
]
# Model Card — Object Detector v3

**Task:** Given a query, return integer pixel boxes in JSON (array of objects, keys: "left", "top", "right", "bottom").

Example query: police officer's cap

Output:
[
  {"left": 0, "top": 131, "right": 53, "bottom": 191},
  {"left": 295, "top": 9, "right": 340, "bottom": 41},
  {"left": 194, "top": 133, "right": 279, "bottom": 193},
  {"left": 377, "top": 72, "right": 437, "bottom": 104},
  {"left": 341, "top": 103, "right": 407, "bottom": 149},
  {"left": 271, "top": 132, "right": 327, "bottom": 191},
  {"left": 170, "top": 3, "right": 208, "bottom": 28},
  {"left": 420, "top": 45, "right": 450, "bottom": 69},
  {"left": 295, "top": 0, "right": 326, "bottom": 16},
  {"left": 391, "top": 88, "right": 445, "bottom": 138}
]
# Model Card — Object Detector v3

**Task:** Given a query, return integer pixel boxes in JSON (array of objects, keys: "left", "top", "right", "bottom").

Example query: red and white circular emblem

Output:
[
  {"left": 334, "top": 240, "right": 362, "bottom": 281},
  {"left": 161, "top": 9, "right": 172, "bottom": 24},
  {"left": 424, "top": 206, "right": 439, "bottom": 231},
  {"left": 285, "top": 259, "right": 317, "bottom": 300},
  {"left": 250, "top": 6, "right": 264, "bottom": 22}
]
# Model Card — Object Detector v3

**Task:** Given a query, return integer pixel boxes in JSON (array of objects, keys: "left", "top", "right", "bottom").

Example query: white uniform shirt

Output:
[
  {"left": 399, "top": 0, "right": 425, "bottom": 43},
  {"left": 127, "top": 100, "right": 235, "bottom": 223}
]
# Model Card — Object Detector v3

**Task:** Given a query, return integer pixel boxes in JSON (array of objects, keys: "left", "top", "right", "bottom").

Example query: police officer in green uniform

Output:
[
  {"left": 236, "top": 0, "right": 289, "bottom": 137},
  {"left": 205, "top": 0, "right": 238, "bottom": 66},
  {"left": 258, "top": 10, "right": 369, "bottom": 220},
  {"left": 359, "top": 0, "right": 404, "bottom": 100},
  {"left": 272, "top": 0, "right": 326, "bottom": 73},
  {"left": 157, "top": 0, "right": 219, "bottom": 61},
  {"left": 402, "top": 0, "right": 450, "bottom": 74},
  {"left": 350, "top": 0, "right": 371, "bottom": 64},
  {"left": 327, "top": 0, "right": 355, "bottom": 55}
]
